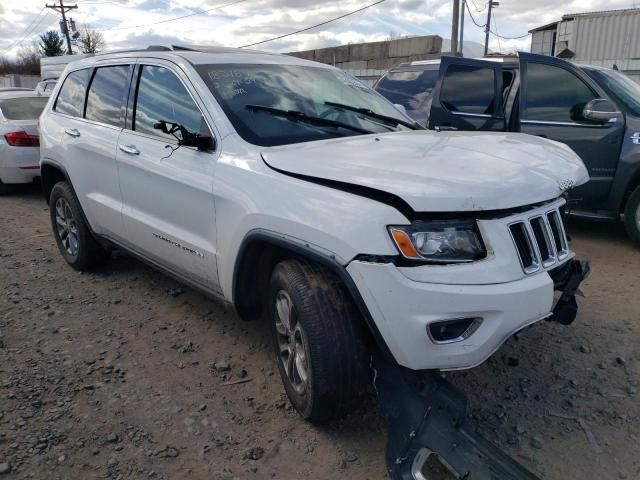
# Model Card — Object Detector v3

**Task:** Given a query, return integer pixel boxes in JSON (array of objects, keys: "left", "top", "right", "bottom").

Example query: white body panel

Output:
[{"left": 39, "top": 48, "right": 589, "bottom": 371}]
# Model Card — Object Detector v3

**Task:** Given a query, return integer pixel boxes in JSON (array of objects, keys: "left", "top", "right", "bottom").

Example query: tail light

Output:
[{"left": 4, "top": 131, "right": 39, "bottom": 147}]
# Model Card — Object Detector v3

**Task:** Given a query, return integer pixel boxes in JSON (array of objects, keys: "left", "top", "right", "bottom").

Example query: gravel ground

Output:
[{"left": 0, "top": 185, "right": 638, "bottom": 480}]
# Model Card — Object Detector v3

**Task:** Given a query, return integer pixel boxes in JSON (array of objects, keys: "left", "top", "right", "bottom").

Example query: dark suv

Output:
[{"left": 375, "top": 52, "right": 640, "bottom": 243}]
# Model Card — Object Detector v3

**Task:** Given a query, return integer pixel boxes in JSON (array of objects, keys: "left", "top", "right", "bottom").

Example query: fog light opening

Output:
[
  {"left": 427, "top": 317, "right": 483, "bottom": 344},
  {"left": 411, "top": 448, "right": 461, "bottom": 480}
]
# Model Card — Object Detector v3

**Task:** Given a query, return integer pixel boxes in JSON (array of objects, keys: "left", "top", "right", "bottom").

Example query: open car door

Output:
[
  {"left": 428, "top": 57, "right": 506, "bottom": 132},
  {"left": 517, "top": 52, "right": 626, "bottom": 210}
]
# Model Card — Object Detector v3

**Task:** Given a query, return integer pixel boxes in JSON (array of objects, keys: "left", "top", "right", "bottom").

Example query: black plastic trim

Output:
[{"left": 233, "top": 230, "right": 394, "bottom": 358}]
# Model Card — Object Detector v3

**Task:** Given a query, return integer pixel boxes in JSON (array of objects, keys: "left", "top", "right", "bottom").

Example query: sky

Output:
[{"left": 1, "top": 0, "right": 639, "bottom": 59}]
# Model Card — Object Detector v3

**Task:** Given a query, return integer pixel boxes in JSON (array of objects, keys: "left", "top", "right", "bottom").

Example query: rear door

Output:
[
  {"left": 47, "top": 65, "right": 129, "bottom": 238},
  {"left": 116, "top": 61, "right": 219, "bottom": 289},
  {"left": 518, "top": 52, "right": 625, "bottom": 210},
  {"left": 428, "top": 57, "right": 505, "bottom": 132}
]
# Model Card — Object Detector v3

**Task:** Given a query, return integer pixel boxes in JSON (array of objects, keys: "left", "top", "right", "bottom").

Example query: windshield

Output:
[
  {"left": 584, "top": 68, "right": 640, "bottom": 116},
  {"left": 375, "top": 68, "right": 439, "bottom": 123},
  {"left": 196, "top": 64, "right": 413, "bottom": 146},
  {"left": 0, "top": 96, "right": 49, "bottom": 120}
]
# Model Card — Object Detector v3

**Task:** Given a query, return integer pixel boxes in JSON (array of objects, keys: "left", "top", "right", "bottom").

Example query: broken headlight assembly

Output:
[{"left": 388, "top": 220, "right": 486, "bottom": 264}]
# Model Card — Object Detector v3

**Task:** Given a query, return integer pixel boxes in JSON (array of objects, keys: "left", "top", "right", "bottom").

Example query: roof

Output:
[
  {"left": 529, "top": 8, "right": 640, "bottom": 33},
  {"left": 67, "top": 44, "right": 326, "bottom": 70}
]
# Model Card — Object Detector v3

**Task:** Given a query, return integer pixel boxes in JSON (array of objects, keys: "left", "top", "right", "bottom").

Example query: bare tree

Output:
[
  {"left": 17, "top": 44, "right": 41, "bottom": 75},
  {"left": 78, "top": 28, "right": 106, "bottom": 54}
]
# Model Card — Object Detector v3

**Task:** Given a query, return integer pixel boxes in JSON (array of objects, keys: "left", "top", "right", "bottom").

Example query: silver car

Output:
[{"left": 0, "top": 91, "right": 49, "bottom": 193}]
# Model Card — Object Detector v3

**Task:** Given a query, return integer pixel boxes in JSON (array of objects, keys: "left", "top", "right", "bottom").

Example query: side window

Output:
[
  {"left": 440, "top": 65, "right": 497, "bottom": 115},
  {"left": 54, "top": 69, "right": 91, "bottom": 117},
  {"left": 523, "top": 62, "right": 597, "bottom": 122},
  {"left": 134, "top": 65, "right": 207, "bottom": 142},
  {"left": 85, "top": 65, "right": 130, "bottom": 127}
]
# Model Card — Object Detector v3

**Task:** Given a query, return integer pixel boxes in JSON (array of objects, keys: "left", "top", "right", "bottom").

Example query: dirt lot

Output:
[{"left": 0, "top": 186, "right": 638, "bottom": 480}]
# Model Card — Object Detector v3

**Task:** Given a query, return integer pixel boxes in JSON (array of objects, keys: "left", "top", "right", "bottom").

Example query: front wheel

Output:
[
  {"left": 49, "top": 181, "right": 108, "bottom": 270},
  {"left": 624, "top": 186, "right": 640, "bottom": 245},
  {"left": 268, "top": 259, "right": 369, "bottom": 424}
]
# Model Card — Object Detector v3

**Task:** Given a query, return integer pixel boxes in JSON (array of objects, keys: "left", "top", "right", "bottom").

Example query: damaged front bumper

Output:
[
  {"left": 374, "top": 354, "right": 541, "bottom": 480},
  {"left": 548, "top": 259, "right": 591, "bottom": 325}
]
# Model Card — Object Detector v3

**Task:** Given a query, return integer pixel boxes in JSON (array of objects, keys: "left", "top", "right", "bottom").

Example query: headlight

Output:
[{"left": 388, "top": 220, "right": 486, "bottom": 263}]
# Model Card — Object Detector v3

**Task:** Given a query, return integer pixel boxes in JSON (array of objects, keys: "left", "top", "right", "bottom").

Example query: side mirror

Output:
[
  {"left": 393, "top": 103, "right": 407, "bottom": 116},
  {"left": 185, "top": 134, "right": 215, "bottom": 151},
  {"left": 582, "top": 98, "right": 622, "bottom": 123}
]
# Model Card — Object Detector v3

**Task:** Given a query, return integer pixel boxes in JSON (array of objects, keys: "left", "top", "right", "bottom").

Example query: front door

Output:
[
  {"left": 116, "top": 62, "right": 219, "bottom": 289},
  {"left": 429, "top": 57, "right": 506, "bottom": 132},
  {"left": 518, "top": 52, "right": 626, "bottom": 211}
]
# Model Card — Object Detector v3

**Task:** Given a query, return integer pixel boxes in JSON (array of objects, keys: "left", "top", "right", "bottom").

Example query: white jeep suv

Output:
[{"left": 39, "top": 45, "right": 589, "bottom": 423}]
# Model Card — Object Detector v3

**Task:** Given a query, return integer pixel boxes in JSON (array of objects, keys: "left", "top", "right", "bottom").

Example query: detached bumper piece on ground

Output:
[{"left": 374, "top": 354, "right": 540, "bottom": 480}]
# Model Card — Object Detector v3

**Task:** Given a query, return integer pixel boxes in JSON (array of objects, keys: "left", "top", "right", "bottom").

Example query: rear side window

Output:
[
  {"left": 86, "top": 65, "right": 130, "bottom": 127},
  {"left": 54, "top": 69, "right": 91, "bottom": 117},
  {"left": 133, "top": 65, "right": 206, "bottom": 142},
  {"left": 523, "top": 63, "right": 597, "bottom": 122},
  {"left": 0, "top": 97, "right": 49, "bottom": 120},
  {"left": 440, "top": 65, "right": 497, "bottom": 115}
]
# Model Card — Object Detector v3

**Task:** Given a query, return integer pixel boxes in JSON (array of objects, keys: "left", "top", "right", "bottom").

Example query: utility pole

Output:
[
  {"left": 451, "top": 0, "right": 460, "bottom": 55},
  {"left": 484, "top": 1, "right": 499, "bottom": 57},
  {"left": 459, "top": 0, "right": 465, "bottom": 56},
  {"left": 45, "top": 0, "right": 78, "bottom": 54}
]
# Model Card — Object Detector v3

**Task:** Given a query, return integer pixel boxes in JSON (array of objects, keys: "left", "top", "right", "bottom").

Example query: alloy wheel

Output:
[
  {"left": 274, "top": 290, "right": 310, "bottom": 395},
  {"left": 55, "top": 197, "right": 79, "bottom": 257}
]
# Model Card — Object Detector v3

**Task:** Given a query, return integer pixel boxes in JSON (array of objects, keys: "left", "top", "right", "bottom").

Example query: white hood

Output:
[{"left": 261, "top": 131, "right": 589, "bottom": 212}]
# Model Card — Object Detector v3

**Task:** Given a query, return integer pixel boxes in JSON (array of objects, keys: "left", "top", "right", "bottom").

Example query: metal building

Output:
[{"left": 529, "top": 8, "right": 640, "bottom": 83}]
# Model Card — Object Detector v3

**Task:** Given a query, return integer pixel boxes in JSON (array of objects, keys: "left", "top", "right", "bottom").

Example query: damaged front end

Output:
[
  {"left": 374, "top": 354, "right": 541, "bottom": 480},
  {"left": 373, "top": 259, "right": 590, "bottom": 480}
]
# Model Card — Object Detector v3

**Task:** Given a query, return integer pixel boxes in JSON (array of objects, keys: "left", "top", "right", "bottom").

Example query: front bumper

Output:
[{"left": 347, "top": 258, "right": 587, "bottom": 371}]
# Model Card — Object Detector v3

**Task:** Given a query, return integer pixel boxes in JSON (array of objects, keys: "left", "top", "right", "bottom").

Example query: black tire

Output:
[
  {"left": 49, "top": 181, "right": 108, "bottom": 270},
  {"left": 268, "top": 259, "right": 368, "bottom": 424},
  {"left": 0, "top": 180, "right": 14, "bottom": 195},
  {"left": 624, "top": 186, "right": 640, "bottom": 245}
]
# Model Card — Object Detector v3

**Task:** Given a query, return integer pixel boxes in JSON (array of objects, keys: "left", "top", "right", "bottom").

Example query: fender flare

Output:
[{"left": 232, "top": 230, "right": 394, "bottom": 359}]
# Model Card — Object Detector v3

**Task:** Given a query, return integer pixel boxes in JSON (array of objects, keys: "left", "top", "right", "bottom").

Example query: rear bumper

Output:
[
  {"left": 347, "top": 258, "right": 585, "bottom": 371},
  {"left": 0, "top": 146, "right": 40, "bottom": 184}
]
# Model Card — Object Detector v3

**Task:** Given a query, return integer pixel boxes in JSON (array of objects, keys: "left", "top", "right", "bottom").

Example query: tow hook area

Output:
[
  {"left": 373, "top": 354, "right": 540, "bottom": 480},
  {"left": 549, "top": 259, "right": 591, "bottom": 325}
]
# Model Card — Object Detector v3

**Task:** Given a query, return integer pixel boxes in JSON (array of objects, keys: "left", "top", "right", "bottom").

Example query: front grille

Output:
[{"left": 509, "top": 208, "right": 569, "bottom": 274}]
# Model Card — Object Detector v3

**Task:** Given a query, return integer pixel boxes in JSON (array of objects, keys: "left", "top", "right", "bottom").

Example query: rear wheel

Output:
[
  {"left": 49, "top": 181, "right": 108, "bottom": 270},
  {"left": 268, "top": 259, "right": 369, "bottom": 424},
  {"left": 624, "top": 186, "right": 640, "bottom": 245}
]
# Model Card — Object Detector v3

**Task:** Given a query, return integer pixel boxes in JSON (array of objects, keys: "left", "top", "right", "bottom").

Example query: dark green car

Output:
[{"left": 375, "top": 52, "right": 640, "bottom": 244}]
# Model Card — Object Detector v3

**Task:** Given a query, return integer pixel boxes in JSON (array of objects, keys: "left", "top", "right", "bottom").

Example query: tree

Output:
[
  {"left": 78, "top": 28, "right": 106, "bottom": 54},
  {"left": 17, "top": 44, "right": 41, "bottom": 75},
  {"left": 40, "top": 30, "right": 65, "bottom": 57}
]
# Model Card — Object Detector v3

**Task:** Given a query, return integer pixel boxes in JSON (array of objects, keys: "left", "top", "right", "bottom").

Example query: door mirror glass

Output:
[{"left": 582, "top": 98, "right": 622, "bottom": 123}]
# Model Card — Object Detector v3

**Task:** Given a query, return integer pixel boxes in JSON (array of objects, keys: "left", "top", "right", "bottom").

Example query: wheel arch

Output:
[
  {"left": 232, "top": 230, "right": 393, "bottom": 358},
  {"left": 41, "top": 160, "right": 71, "bottom": 204}
]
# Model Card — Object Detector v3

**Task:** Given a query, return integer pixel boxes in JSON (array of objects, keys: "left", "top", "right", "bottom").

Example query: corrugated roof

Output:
[{"left": 562, "top": 7, "right": 640, "bottom": 20}]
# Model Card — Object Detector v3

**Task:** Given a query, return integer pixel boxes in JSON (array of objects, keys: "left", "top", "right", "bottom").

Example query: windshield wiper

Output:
[
  {"left": 325, "top": 101, "right": 423, "bottom": 130},
  {"left": 246, "top": 104, "right": 373, "bottom": 135}
]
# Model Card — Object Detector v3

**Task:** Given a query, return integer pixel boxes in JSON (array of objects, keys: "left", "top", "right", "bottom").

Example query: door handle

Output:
[
  {"left": 434, "top": 125, "right": 458, "bottom": 131},
  {"left": 631, "top": 132, "right": 640, "bottom": 145},
  {"left": 64, "top": 128, "right": 80, "bottom": 137},
  {"left": 119, "top": 144, "right": 140, "bottom": 155}
]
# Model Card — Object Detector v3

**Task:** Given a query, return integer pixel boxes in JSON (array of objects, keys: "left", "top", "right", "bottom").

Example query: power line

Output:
[
  {"left": 464, "top": 0, "right": 485, "bottom": 28},
  {"left": 104, "top": 0, "right": 247, "bottom": 31},
  {"left": 0, "top": 8, "right": 47, "bottom": 54},
  {"left": 469, "top": 0, "right": 486, "bottom": 12},
  {"left": 238, "top": 0, "right": 387, "bottom": 48}
]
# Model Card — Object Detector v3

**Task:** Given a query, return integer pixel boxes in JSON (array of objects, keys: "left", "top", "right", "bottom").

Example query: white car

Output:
[
  {"left": 39, "top": 46, "right": 589, "bottom": 423},
  {"left": 0, "top": 91, "right": 49, "bottom": 194}
]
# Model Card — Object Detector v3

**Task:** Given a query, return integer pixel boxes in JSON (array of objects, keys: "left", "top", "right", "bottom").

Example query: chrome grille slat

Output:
[{"left": 509, "top": 207, "right": 569, "bottom": 274}]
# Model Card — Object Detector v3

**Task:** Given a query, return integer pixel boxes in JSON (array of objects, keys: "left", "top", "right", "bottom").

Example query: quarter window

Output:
[
  {"left": 134, "top": 65, "right": 206, "bottom": 142},
  {"left": 440, "top": 65, "right": 497, "bottom": 115},
  {"left": 54, "top": 69, "right": 91, "bottom": 117},
  {"left": 523, "top": 63, "right": 598, "bottom": 122},
  {"left": 86, "top": 65, "right": 130, "bottom": 127}
]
